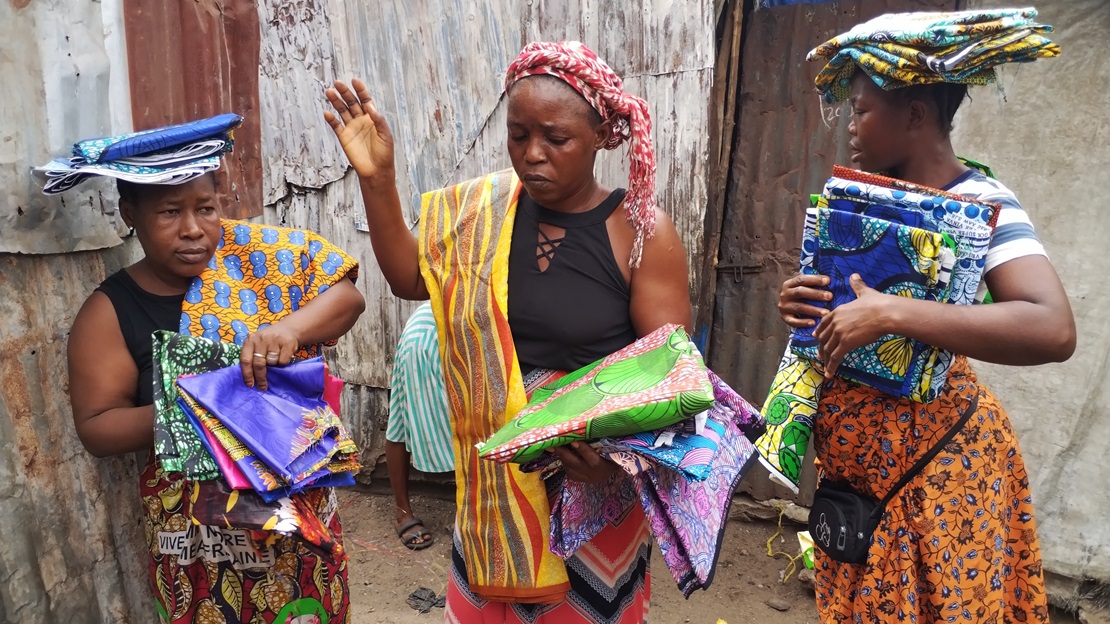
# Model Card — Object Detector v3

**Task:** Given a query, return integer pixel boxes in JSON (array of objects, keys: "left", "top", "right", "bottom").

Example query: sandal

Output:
[{"left": 396, "top": 517, "right": 434, "bottom": 551}]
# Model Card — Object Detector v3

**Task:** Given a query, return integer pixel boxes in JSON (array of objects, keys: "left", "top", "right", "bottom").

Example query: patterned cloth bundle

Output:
[
  {"left": 35, "top": 113, "right": 241, "bottom": 194},
  {"left": 544, "top": 371, "right": 763, "bottom": 597},
  {"left": 477, "top": 324, "right": 717, "bottom": 463},
  {"left": 477, "top": 325, "right": 766, "bottom": 596},
  {"left": 755, "top": 166, "right": 999, "bottom": 490},
  {"left": 153, "top": 331, "right": 360, "bottom": 503},
  {"left": 807, "top": 8, "right": 1059, "bottom": 102}
]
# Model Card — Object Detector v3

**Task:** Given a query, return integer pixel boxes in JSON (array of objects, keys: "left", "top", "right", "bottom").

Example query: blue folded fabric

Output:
[{"left": 75, "top": 113, "right": 242, "bottom": 162}]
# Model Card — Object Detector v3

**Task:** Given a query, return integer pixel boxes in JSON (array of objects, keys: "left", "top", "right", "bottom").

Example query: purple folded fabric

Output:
[{"left": 176, "top": 358, "right": 342, "bottom": 486}]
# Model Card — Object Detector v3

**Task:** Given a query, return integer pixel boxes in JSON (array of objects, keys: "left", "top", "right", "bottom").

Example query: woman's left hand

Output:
[
  {"left": 551, "top": 442, "right": 621, "bottom": 484},
  {"left": 813, "top": 274, "right": 901, "bottom": 378},
  {"left": 239, "top": 324, "right": 300, "bottom": 391}
]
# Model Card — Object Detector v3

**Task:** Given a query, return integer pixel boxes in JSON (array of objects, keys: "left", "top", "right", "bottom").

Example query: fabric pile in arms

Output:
[
  {"left": 807, "top": 8, "right": 1059, "bottom": 102},
  {"left": 478, "top": 325, "right": 766, "bottom": 597},
  {"left": 477, "top": 324, "right": 717, "bottom": 464},
  {"left": 152, "top": 330, "right": 359, "bottom": 556},
  {"left": 755, "top": 166, "right": 998, "bottom": 490},
  {"left": 546, "top": 371, "right": 763, "bottom": 597},
  {"left": 33, "top": 113, "right": 242, "bottom": 194}
]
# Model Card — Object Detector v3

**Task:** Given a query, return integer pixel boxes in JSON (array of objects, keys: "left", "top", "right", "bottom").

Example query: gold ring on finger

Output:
[{"left": 253, "top": 352, "right": 266, "bottom": 359}]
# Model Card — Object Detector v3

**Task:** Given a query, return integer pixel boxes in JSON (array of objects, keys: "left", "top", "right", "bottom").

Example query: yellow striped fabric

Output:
[{"left": 418, "top": 169, "right": 570, "bottom": 603}]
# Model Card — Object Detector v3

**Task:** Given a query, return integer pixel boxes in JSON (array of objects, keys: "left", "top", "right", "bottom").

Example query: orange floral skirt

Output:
[{"left": 813, "top": 357, "right": 1048, "bottom": 623}]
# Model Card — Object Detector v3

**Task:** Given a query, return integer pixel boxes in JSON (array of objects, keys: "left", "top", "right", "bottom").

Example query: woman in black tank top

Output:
[{"left": 329, "top": 41, "right": 695, "bottom": 622}]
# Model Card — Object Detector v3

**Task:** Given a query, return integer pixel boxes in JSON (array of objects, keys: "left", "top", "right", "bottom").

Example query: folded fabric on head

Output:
[
  {"left": 35, "top": 113, "right": 242, "bottom": 194},
  {"left": 807, "top": 8, "right": 1059, "bottom": 102}
]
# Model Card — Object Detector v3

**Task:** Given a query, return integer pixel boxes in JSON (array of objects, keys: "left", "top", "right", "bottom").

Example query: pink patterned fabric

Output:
[
  {"left": 505, "top": 41, "right": 657, "bottom": 267},
  {"left": 324, "top": 372, "right": 343, "bottom": 417}
]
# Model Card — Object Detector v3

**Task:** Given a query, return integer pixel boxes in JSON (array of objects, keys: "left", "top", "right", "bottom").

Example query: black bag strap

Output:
[{"left": 874, "top": 393, "right": 980, "bottom": 512}]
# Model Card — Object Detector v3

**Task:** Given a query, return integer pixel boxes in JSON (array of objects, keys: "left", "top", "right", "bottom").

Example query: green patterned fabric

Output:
[
  {"left": 478, "top": 325, "right": 714, "bottom": 464},
  {"left": 152, "top": 330, "right": 240, "bottom": 478}
]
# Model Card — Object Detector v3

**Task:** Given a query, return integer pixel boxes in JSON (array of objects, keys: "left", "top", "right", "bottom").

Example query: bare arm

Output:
[
  {"left": 628, "top": 209, "right": 693, "bottom": 336},
  {"left": 324, "top": 79, "right": 428, "bottom": 300},
  {"left": 67, "top": 292, "right": 153, "bottom": 457},
  {"left": 812, "top": 254, "right": 1075, "bottom": 376}
]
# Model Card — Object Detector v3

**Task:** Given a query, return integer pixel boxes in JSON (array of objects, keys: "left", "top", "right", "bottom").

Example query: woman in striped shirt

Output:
[
  {"left": 778, "top": 72, "right": 1075, "bottom": 623},
  {"left": 386, "top": 302, "right": 454, "bottom": 549}
]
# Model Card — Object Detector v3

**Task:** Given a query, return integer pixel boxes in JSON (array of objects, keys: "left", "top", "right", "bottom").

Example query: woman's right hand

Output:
[
  {"left": 324, "top": 79, "right": 395, "bottom": 181},
  {"left": 778, "top": 274, "right": 832, "bottom": 328}
]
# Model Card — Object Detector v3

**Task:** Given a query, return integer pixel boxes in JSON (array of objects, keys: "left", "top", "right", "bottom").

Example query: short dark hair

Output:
[
  {"left": 116, "top": 171, "right": 218, "bottom": 205},
  {"left": 891, "top": 82, "right": 969, "bottom": 135}
]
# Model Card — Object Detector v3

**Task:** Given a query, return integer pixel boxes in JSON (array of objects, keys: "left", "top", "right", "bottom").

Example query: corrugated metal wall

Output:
[
  {"left": 0, "top": 1, "right": 718, "bottom": 621},
  {"left": 707, "top": 0, "right": 956, "bottom": 504},
  {"left": 123, "top": 0, "right": 264, "bottom": 220},
  {"left": 0, "top": 0, "right": 132, "bottom": 254},
  {"left": 952, "top": 0, "right": 1110, "bottom": 587}
]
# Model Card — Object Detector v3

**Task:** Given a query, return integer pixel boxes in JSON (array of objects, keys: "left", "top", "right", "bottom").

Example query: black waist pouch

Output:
[
  {"left": 809, "top": 480, "right": 882, "bottom": 564},
  {"left": 808, "top": 394, "right": 977, "bottom": 565}
]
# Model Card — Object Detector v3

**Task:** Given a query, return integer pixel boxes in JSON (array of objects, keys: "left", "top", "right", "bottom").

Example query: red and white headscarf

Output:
[{"left": 505, "top": 41, "right": 657, "bottom": 267}]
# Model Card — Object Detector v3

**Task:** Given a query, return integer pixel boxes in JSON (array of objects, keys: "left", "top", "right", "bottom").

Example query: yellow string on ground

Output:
[{"left": 765, "top": 504, "right": 805, "bottom": 583}]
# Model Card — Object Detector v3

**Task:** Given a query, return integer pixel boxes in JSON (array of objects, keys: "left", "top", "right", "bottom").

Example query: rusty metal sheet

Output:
[
  {"left": 707, "top": 0, "right": 956, "bottom": 504},
  {"left": 123, "top": 0, "right": 263, "bottom": 220},
  {"left": 0, "top": 247, "right": 150, "bottom": 623},
  {"left": 0, "top": 0, "right": 132, "bottom": 254}
]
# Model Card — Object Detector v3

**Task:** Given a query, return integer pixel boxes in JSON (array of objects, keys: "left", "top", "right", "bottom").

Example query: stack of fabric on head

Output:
[
  {"left": 755, "top": 166, "right": 1001, "bottom": 491},
  {"left": 477, "top": 325, "right": 766, "bottom": 597},
  {"left": 808, "top": 7, "right": 1059, "bottom": 102},
  {"left": 34, "top": 113, "right": 241, "bottom": 194},
  {"left": 152, "top": 330, "right": 359, "bottom": 555}
]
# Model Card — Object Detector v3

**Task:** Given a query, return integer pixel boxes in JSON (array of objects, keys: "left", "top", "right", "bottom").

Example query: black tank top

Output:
[
  {"left": 96, "top": 270, "right": 185, "bottom": 406},
  {"left": 507, "top": 188, "right": 636, "bottom": 373}
]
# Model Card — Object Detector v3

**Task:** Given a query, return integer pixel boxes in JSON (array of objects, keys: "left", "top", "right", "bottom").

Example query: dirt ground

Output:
[
  {"left": 338, "top": 486, "right": 818, "bottom": 623},
  {"left": 338, "top": 485, "right": 1083, "bottom": 623}
]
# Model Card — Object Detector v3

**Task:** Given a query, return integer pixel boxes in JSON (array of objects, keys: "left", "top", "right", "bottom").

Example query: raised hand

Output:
[{"left": 324, "top": 79, "right": 395, "bottom": 181}]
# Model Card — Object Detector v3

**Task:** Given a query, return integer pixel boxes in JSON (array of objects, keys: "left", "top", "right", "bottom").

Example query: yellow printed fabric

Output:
[
  {"left": 418, "top": 169, "right": 571, "bottom": 603},
  {"left": 180, "top": 219, "right": 359, "bottom": 349},
  {"left": 754, "top": 351, "right": 824, "bottom": 492},
  {"left": 807, "top": 8, "right": 1060, "bottom": 102}
]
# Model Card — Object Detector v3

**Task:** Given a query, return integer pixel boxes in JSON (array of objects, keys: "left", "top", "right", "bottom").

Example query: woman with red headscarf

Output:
[{"left": 325, "top": 41, "right": 691, "bottom": 622}]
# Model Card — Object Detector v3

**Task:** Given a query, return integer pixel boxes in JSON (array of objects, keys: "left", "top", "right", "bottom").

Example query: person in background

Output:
[{"left": 385, "top": 302, "right": 454, "bottom": 550}]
